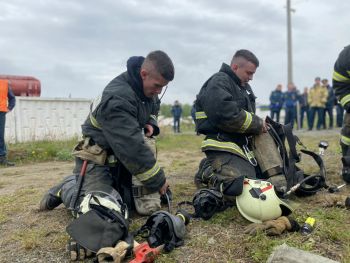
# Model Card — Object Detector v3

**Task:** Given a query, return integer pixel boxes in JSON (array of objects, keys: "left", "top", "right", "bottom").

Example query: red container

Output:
[{"left": 0, "top": 75, "right": 41, "bottom": 97}]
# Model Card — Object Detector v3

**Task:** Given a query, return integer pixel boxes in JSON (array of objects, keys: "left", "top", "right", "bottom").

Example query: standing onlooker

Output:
[
  {"left": 171, "top": 100, "right": 182, "bottom": 133},
  {"left": 322, "top": 78, "right": 335, "bottom": 129},
  {"left": 308, "top": 77, "right": 328, "bottom": 130},
  {"left": 269, "top": 84, "right": 284, "bottom": 122},
  {"left": 336, "top": 102, "right": 344, "bottom": 128},
  {"left": 299, "top": 87, "right": 309, "bottom": 129},
  {"left": 283, "top": 83, "right": 297, "bottom": 127},
  {"left": 0, "top": 79, "right": 16, "bottom": 166}
]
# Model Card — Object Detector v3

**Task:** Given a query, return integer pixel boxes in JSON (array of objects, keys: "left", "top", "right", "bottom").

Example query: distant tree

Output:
[{"left": 160, "top": 104, "right": 172, "bottom": 117}]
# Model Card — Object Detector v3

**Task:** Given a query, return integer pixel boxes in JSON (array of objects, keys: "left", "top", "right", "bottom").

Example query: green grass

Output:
[
  {"left": 157, "top": 124, "right": 202, "bottom": 151},
  {"left": 2, "top": 127, "right": 350, "bottom": 262},
  {"left": 5, "top": 124, "right": 200, "bottom": 164},
  {"left": 7, "top": 138, "right": 77, "bottom": 164}
]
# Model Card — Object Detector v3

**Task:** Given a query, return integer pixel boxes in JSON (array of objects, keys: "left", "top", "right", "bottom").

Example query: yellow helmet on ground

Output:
[{"left": 236, "top": 178, "right": 293, "bottom": 223}]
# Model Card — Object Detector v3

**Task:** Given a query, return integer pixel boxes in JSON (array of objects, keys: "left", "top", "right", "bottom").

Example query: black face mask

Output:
[
  {"left": 139, "top": 211, "right": 186, "bottom": 252},
  {"left": 192, "top": 189, "right": 227, "bottom": 220}
]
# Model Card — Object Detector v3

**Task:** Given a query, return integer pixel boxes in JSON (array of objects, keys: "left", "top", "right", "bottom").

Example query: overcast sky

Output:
[{"left": 0, "top": 0, "right": 349, "bottom": 104}]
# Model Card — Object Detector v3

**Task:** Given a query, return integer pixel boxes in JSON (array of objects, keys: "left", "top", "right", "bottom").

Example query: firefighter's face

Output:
[
  {"left": 141, "top": 69, "right": 169, "bottom": 98},
  {"left": 232, "top": 61, "right": 257, "bottom": 86}
]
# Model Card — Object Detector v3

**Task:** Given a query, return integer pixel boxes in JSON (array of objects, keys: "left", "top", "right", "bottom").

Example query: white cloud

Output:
[{"left": 0, "top": 0, "right": 349, "bottom": 104}]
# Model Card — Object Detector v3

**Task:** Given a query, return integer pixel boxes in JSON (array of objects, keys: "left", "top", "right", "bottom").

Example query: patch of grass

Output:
[
  {"left": 172, "top": 183, "right": 196, "bottom": 201},
  {"left": 0, "top": 195, "right": 16, "bottom": 224},
  {"left": 12, "top": 226, "right": 69, "bottom": 250},
  {"left": 55, "top": 149, "right": 73, "bottom": 161},
  {"left": 157, "top": 131, "right": 203, "bottom": 151},
  {"left": 0, "top": 189, "right": 41, "bottom": 224},
  {"left": 7, "top": 138, "right": 77, "bottom": 164},
  {"left": 202, "top": 208, "right": 240, "bottom": 226}
]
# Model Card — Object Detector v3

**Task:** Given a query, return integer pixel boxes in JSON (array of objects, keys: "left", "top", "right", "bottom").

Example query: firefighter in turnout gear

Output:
[
  {"left": 39, "top": 51, "right": 174, "bottom": 257},
  {"left": 194, "top": 49, "right": 270, "bottom": 198},
  {"left": 333, "top": 45, "right": 350, "bottom": 183}
]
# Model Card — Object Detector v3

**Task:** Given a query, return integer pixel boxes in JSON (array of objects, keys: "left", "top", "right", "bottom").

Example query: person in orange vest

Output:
[{"left": 0, "top": 79, "right": 16, "bottom": 166}]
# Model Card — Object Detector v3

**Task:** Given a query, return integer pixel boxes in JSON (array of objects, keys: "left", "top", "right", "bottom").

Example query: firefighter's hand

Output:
[
  {"left": 144, "top": 124, "right": 154, "bottom": 137},
  {"left": 159, "top": 180, "right": 169, "bottom": 195}
]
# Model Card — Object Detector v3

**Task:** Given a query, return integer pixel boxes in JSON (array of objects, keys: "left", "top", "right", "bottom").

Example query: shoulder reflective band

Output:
[
  {"left": 150, "top": 115, "right": 158, "bottom": 121},
  {"left": 195, "top": 111, "right": 207, "bottom": 120},
  {"left": 89, "top": 95, "right": 103, "bottom": 129},
  {"left": 340, "top": 94, "right": 350, "bottom": 107},
  {"left": 136, "top": 162, "right": 161, "bottom": 182},
  {"left": 333, "top": 70, "right": 350, "bottom": 83},
  {"left": 238, "top": 111, "right": 253, "bottom": 133},
  {"left": 341, "top": 135, "right": 350, "bottom": 146},
  {"left": 201, "top": 139, "right": 245, "bottom": 158},
  {"left": 89, "top": 113, "right": 102, "bottom": 129}
]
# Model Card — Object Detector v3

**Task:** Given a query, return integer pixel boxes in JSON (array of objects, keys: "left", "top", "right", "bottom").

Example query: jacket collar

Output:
[
  {"left": 219, "top": 63, "right": 242, "bottom": 87},
  {"left": 126, "top": 56, "right": 150, "bottom": 101}
]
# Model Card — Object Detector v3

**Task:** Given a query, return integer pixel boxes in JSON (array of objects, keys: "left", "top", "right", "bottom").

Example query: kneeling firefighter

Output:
[
  {"left": 38, "top": 51, "right": 175, "bottom": 259},
  {"left": 193, "top": 50, "right": 326, "bottom": 224},
  {"left": 194, "top": 117, "right": 327, "bottom": 223}
]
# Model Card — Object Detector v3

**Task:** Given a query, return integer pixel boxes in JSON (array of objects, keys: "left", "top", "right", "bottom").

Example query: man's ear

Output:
[
  {"left": 231, "top": 64, "right": 238, "bottom": 72},
  {"left": 140, "top": 69, "right": 148, "bottom": 80}
]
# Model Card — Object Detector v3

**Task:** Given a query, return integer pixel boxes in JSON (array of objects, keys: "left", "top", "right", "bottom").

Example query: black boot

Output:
[
  {"left": 194, "top": 158, "right": 214, "bottom": 188},
  {"left": 0, "top": 156, "right": 15, "bottom": 167},
  {"left": 341, "top": 157, "right": 350, "bottom": 184},
  {"left": 39, "top": 183, "right": 64, "bottom": 211}
]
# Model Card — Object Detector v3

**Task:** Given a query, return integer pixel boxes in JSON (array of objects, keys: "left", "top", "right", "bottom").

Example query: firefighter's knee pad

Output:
[{"left": 132, "top": 177, "right": 161, "bottom": 216}]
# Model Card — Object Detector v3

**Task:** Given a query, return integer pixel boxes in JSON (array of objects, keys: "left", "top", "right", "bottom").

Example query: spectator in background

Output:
[
  {"left": 322, "top": 78, "right": 335, "bottom": 129},
  {"left": 293, "top": 86, "right": 301, "bottom": 129},
  {"left": 269, "top": 84, "right": 284, "bottom": 122},
  {"left": 308, "top": 77, "right": 328, "bottom": 130},
  {"left": 299, "top": 87, "right": 309, "bottom": 129},
  {"left": 171, "top": 100, "right": 182, "bottom": 133},
  {"left": 0, "top": 79, "right": 16, "bottom": 166},
  {"left": 283, "top": 83, "right": 298, "bottom": 127}
]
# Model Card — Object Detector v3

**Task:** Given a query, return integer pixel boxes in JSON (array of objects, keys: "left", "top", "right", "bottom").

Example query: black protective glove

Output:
[{"left": 160, "top": 187, "right": 173, "bottom": 205}]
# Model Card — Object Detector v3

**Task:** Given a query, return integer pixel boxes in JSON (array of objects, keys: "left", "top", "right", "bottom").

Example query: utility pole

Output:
[
  {"left": 286, "top": 0, "right": 300, "bottom": 129},
  {"left": 286, "top": 0, "right": 293, "bottom": 85}
]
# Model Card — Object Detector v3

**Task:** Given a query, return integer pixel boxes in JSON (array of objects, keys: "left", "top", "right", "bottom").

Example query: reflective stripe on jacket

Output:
[
  {"left": 333, "top": 45, "right": 350, "bottom": 108},
  {"left": 81, "top": 57, "right": 164, "bottom": 192},
  {"left": 194, "top": 63, "right": 263, "bottom": 156}
]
